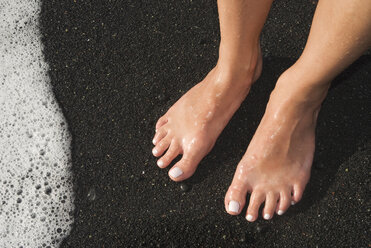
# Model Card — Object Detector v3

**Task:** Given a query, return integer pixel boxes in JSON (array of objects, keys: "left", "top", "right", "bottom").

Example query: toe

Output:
[
  {"left": 291, "top": 183, "right": 304, "bottom": 205},
  {"left": 152, "top": 137, "right": 171, "bottom": 157},
  {"left": 168, "top": 151, "right": 203, "bottom": 182},
  {"left": 276, "top": 189, "right": 291, "bottom": 215},
  {"left": 224, "top": 169, "right": 251, "bottom": 215},
  {"left": 157, "top": 140, "right": 181, "bottom": 168},
  {"left": 262, "top": 191, "right": 279, "bottom": 220},
  {"left": 152, "top": 128, "right": 167, "bottom": 145},
  {"left": 246, "top": 191, "right": 265, "bottom": 222},
  {"left": 225, "top": 185, "right": 247, "bottom": 215},
  {"left": 155, "top": 115, "right": 168, "bottom": 130}
]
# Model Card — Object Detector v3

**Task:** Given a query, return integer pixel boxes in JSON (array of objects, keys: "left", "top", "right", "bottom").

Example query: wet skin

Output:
[
  {"left": 152, "top": 48, "right": 262, "bottom": 181},
  {"left": 152, "top": 0, "right": 371, "bottom": 222},
  {"left": 153, "top": 59, "right": 328, "bottom": 220},
  {"left": 224, "top": 71, "right": 328, "bottom": 221}
]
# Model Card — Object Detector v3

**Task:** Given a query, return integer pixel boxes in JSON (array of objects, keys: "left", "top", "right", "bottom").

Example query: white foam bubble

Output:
[{"left": 0, "top": 0, "right": 74, "bottom": 247}]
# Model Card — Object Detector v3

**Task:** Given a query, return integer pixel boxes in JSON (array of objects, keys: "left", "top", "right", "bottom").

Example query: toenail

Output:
[
  {"left": 291, "top": 201, "right": 295, "bottom": 205},
  {"left": 246, "top": 215, "right": 253, "bottom": 222},
  {"left": 157, "top": 160, "right": 164, "bottom": 168},
  {"left": 152, "top": 139, "right": 156, "bottom": 145},
  {"left": 152, "top": 148, "right": 158, "bottom": 155},
  {"left": 228, "top": 201, "right": 240, "bottom": 213},
  {"left": 277, "top": 210, "right": 284, "bottom": 215},
  {"left": 169, "top": 167, "right": 183, "bottom": 178},
  {"left": 264, "top": 214, "right": 271, "bottom": 220}
]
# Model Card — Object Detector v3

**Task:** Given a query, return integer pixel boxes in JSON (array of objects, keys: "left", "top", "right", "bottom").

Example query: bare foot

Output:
[
  {"left": 152, "top": 47, "right": 262, "bottom": 181},
  {"left": 224, "top": 69, "right": 329, "bottom": 221}
]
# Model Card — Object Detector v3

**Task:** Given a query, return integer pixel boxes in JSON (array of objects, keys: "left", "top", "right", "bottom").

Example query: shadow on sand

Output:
[{"left": 188, "top": 55, "right": 371, "bottom": 215}]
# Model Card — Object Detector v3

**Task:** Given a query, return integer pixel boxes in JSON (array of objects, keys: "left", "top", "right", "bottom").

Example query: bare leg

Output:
[
  {"left": 152, "top": 0, "right": 273, "bottom": 181},
  {"left": 225, "top": 0, "right": 371, "bottom": 221}
]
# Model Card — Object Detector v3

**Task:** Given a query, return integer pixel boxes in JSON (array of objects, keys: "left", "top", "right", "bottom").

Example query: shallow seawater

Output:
[{"left": 0, "top": 0, "right": 74, "bottom": 247}]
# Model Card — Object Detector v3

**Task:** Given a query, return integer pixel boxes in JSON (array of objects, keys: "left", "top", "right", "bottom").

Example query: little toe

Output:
[
  {"left": 157, "top": 141, "right": 181, "bottom": 168},
  {"left": 291, "top": 184, "right": 304, "bottom": 205},
  {"left": 152, "top": 137, "right": 171, "bottom": 157},
  {"left": 224, "top": 176, "right": 250, "bottom": 215},
  {"left": 246, "top": 191, "right": 265, "bottom": 222},
  {"left": 155, "top": 115, "right": 168, "bottom": 130},
  {"left": 276, "top": 189, "right": 291, "bottom": 215},
  {"left": 152, "top": 128, "right": 167, "bottom": 145},
  {"left": 262, "top": 192, "right": 279, "bottom": 220},
  {"left": 168, "top": 152, "right": 203, "bottom": 182}
]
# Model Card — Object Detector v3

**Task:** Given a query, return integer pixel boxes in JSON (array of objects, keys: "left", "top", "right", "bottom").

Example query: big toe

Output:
[
  {"left": 224, "top": 179, "right": 250, "bottom": 215},
  {"left": 168, "top": 152, "right": 203, "bottom": 182}
]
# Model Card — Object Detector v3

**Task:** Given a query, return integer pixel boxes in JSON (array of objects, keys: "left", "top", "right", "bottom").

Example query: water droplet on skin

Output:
[{"left": 206, "top": 111, "right": 213, "bottom": 119}]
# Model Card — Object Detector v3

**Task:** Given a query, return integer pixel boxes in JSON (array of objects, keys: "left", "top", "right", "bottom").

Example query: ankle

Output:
[
  {"left": 216, "top": 42, "right": 262, "bottom": 80},
  {"left": 273, "top": 67, "right": 330, "bottom": 110},
  {"left": 214, "top": 53, "right": 262, "bottom": 90}
]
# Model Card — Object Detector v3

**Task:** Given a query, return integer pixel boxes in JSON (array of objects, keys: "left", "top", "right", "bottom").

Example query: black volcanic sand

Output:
[{"left": 40, "top": 0, "right": 370, "bottom": 247}]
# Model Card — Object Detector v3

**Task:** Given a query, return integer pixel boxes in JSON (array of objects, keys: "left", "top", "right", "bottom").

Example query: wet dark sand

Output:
[{"left": 40, "top": 0, "right": 370, "bottom": 247}]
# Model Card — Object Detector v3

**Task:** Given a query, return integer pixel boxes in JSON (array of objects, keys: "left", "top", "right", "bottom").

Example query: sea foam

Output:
[{"left": 0, "top": 0, "right": 74, "bottom": 247}]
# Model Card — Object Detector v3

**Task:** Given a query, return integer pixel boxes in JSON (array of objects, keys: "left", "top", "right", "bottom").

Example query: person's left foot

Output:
[{"left": 224, "top": 70, "right": 329, "bottom": 221}]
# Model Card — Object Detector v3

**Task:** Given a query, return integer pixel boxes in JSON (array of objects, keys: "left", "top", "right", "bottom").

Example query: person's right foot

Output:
[{"left": 152, "top": 46, "right": 262, "bottom": 181}]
